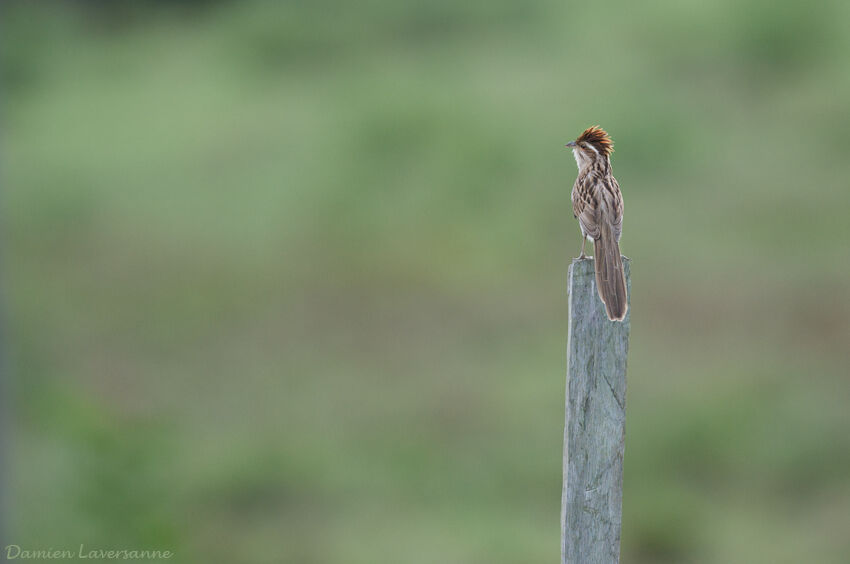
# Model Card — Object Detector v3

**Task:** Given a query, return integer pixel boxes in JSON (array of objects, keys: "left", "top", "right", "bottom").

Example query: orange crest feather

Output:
[{"left": 576, "top": 126, "right": 614, "bottom": 156}]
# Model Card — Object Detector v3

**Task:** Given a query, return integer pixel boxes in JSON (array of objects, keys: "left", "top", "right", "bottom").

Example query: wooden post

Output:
[{"left": 561, "top": 257, "right": 631, "bottom": 564}]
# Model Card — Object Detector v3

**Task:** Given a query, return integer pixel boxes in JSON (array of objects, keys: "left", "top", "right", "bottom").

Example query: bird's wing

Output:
[
  {"left": 573, "top": 174, "right": 600, "bottom": 239},
  {"left": 606, "top": 176, "right": 624, "bottom": 242}
]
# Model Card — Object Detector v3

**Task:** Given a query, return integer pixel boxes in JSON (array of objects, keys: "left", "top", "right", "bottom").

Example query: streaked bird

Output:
[{"left": 566, "top": 126, "right": 628, "bottom": 321}]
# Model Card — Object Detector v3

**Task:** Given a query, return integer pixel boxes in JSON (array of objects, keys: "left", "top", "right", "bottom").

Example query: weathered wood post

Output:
[{"left": 561, "top": 257, "right": 631, "bottom": 563}]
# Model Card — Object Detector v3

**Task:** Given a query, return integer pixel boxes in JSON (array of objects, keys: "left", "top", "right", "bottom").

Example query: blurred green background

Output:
[{"left": 3, "top": 0, "right": 850, "bottom": 562}]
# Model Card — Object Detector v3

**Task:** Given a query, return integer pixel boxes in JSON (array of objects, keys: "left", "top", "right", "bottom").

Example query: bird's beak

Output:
[{"left": 565, "top": 141, "right": 577, "bottom": 148}]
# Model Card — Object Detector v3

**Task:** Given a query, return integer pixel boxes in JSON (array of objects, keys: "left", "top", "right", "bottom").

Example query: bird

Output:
[{"left": 566, "top": 126, "right": 628, "bottom": 321}]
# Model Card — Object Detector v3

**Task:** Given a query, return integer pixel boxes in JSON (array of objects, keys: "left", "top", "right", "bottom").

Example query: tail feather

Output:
[{"left": 593, "top": 221, "right": 628, "bottom": 321}]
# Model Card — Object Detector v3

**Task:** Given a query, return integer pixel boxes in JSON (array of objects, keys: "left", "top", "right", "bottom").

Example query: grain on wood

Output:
[{"left": 561, "top": 257, "right": 631, "bottom": 564}]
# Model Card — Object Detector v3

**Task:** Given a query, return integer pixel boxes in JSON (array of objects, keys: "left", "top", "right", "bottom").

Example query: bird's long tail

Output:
[{"left": 593, "top": 218, "right": 628, "bottom": 321}]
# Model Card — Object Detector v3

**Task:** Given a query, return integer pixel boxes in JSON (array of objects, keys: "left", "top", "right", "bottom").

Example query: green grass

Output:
[{"left": 4, "top": 1, "right": 850, "bottom": 562}]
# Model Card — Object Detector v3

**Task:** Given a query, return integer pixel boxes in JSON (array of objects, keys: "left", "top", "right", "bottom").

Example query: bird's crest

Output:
[{"left": 576, "top": 126, "right": 614, "bottom": 157}]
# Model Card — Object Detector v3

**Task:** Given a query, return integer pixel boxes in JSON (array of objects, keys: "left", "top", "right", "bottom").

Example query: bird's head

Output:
[{"left": 566, "top": 126, "right": 613, "bottom": 170}]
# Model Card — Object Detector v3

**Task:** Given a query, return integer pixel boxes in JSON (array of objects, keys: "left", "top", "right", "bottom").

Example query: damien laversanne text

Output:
[{"left": 4, "top": 545, "right": 173, "bottom": 560}]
